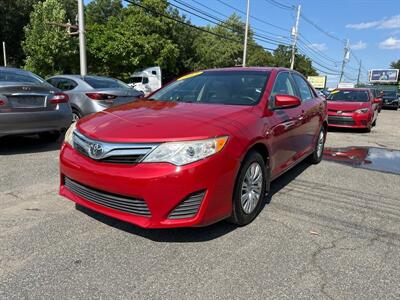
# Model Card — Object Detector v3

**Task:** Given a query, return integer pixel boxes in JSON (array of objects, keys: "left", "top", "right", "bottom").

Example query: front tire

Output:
[
  {"left": 308, "top": 127, "right": 325, "bottom": 164},
  {"left": 229, "top": 151, "right": 268, "bottom": 226}
]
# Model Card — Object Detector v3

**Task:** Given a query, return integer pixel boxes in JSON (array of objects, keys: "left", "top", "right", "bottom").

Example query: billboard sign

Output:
[
  {"left": 369, "top": 69, "right": 399, "bottom": 83},
  {"left": 307, "top": 76, "right": 327, "bottom": 89}
]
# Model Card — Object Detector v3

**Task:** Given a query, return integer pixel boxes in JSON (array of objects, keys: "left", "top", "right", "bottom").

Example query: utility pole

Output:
[
  {"left": 2, "top": 42, "right": 6, "bottom": 67},
  {"left": 242, "top": 0, "right": 250, "bottom": 67},
  {"left": 339, "top": 39, "right": 350, "bottom": 83},
  {"left": 290, "top": 5, "right": 301, "bottom": 70},
  {"left": 356, "top": 60, "right": 362, "bottom": 86},
  {"left": 78, "top": 0, "right": 87, "bottom": 76}
]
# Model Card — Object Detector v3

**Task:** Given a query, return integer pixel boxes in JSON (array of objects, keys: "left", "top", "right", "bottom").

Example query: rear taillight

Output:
[
  {"left": 0, "top": 99, "right": 6, "bottom": 106},
  {"left": 50, "top": 93, "right": 69, "bottom": 104},
  {"left": 85, "top": 93, "right": 117, "bottom": 101}
]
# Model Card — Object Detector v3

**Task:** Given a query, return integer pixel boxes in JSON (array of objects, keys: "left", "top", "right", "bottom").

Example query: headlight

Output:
[
  {"left": 355, "top": 108, "right": 369, "bottom": 114},
  {"left": 64, "top": 122, "right": 76, "bottom": 146},
  {"left": 143, "top": 136, "right": 228, "bottom": 166}
]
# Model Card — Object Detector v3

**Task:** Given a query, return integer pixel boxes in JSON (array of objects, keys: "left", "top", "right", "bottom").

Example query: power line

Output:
[
  {"left": 170, "top": 0, "right": 291, "bottom": 47},
  {"left": 300, "top": 13, "right": 346, "bottom": 44},
  {"left": 298, "top": 33, "right": 341, "bottom": 64},
  {"left": 123, "top": 0, "right": 276, "bottom": 52},
  {"left": 216, "top": 0, "right": 291, "bottom": 33},
  {"left": 263, "top": 0, "right": 295, "bottom": 11},
  {"left": 189, "top": 0, "right": 290, "bottom": 40}
]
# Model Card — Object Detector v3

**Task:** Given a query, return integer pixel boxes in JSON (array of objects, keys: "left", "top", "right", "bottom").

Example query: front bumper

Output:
[
  {"left": 382, "top": 100, "right": 399, "bottom": 108},
  {"left": 59, "top": 143, "right": 238, "bottom": 228},
  {"left": 0, "top": 105, "right": 72, "bottom": 137},
  {"left": 328, "top": 112, "right": 372, "bottom": 129}
]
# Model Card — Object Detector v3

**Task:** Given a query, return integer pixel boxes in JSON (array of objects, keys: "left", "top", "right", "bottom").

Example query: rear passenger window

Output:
[
  {"left": 292, "top": 74, "right": 313, "bottom": 101},
  {"left": 271, "top": 72, "right": 297, "bottom": 99},
  {"left": 57, "top": 79, "right": 77, "bottom": 91}
]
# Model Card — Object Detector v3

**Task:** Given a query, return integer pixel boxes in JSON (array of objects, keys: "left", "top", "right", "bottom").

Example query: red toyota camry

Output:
[
  {"left": 59, "top": 67, "right": 327, "bottom": 228},
  {"left": 327, "top": 88, "right": 380, "bottom": 132}
]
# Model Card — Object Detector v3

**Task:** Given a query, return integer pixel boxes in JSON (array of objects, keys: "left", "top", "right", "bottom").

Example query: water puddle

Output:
[{"left": 323, "top": 146, "right": 400, "bottom": 175}]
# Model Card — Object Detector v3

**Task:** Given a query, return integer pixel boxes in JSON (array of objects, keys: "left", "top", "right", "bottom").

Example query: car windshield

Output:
[
  {"left": 150, "top": 71, "right": 269, "bottom": 105},
  {"left": 327, "top": 90, "right": 369, "bottom": 102},
  {"left": 0, "top": 69, "right": 45, "bottom": 84},
  {"left": 84, "top": 76, "right": 130, "bottom": 89},
  {"left": 382, "top": 91, "right": 396, "bottom": 98}
]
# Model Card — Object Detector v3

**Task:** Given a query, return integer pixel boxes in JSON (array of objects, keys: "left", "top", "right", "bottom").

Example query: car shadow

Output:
[
  {"left": 327, "top": 127, "right": 367, "bottom": 134},
  {"left": 76, "top": 160, "right": 311, "bottom": 243},
  {"left": 0, "top": 135, "right": 63, "bottom": 155}
]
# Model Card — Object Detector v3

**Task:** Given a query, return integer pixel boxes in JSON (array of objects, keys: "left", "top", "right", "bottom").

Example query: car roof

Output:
[
  {"left": 50, "top": 74, "right": 116, "bottom": 80},
  {"left": 0, "top": 67, "right": 32, "bottom": 74},
  {"left": 203, "top": 66, "right": 290, "bottom": 73},
  {"left": 335, "top": 88, "right": 370, "bottom": 91}
]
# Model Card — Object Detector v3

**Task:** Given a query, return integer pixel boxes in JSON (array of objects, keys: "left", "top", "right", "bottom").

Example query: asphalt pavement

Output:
[{"left": 1, "top": 109, "right": 400, "bottom": 299}]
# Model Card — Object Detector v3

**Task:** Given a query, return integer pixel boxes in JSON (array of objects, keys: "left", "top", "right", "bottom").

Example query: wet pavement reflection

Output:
[{"left": 323, "top": 146, "right": 400, "bottom": 175}]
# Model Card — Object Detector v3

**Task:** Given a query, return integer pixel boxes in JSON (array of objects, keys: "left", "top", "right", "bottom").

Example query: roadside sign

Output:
[
  {"left": 338, "top": 82, "right": 355, "bottom": 88},
  {"left": 307, "top": 76, "right": 327, "bottom": 89}
]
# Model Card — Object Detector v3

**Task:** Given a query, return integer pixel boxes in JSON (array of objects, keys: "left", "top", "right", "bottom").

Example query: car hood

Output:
[
  {"left": 327, "top": 101, "right": 370, "bottom": 111},
  {"left": 77, "top": 100, "right": 255, "bottom": 142}
]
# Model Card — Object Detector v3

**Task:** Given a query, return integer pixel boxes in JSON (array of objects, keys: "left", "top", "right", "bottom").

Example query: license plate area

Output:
[{"left": 9, "top": 96, "right": 46, "bottom": 108}]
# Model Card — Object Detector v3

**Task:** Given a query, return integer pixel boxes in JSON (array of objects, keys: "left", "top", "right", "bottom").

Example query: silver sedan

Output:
[
  {"left": 0, "top": 67, "right": 72, "bottom": 140},
  {"left": 46, "top": 75, "right": 144, "bottom": 121}
]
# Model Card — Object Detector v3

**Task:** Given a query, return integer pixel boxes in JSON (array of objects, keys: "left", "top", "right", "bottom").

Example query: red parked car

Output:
[
  {"left": 59, "top": 67, "right": 327, "bottom": 228},
  {"left": 327, "top": 88, "right": 380, "bottom": 132}
]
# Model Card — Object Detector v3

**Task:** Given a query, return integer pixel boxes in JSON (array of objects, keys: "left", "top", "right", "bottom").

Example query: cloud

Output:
[
  {"left": 310, "top": 43, "right": 327, "bottom": 51},
  {"left": 350, "top": 41, "right": 367, "bottom": 50},
  {"left": 346, "top": 21, "right": 380, "bottom": 29},
  {"left": 379, "top": 37, "right": 400, "bottom": 49},
  {"left": 346, "top": 14, "right": 400, "bottom": 30}
]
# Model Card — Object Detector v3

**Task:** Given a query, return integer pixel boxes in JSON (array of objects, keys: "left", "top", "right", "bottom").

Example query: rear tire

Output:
[
  {"left": 308, "top": 127, "right": 325, "bottom": 164},
  {"left": 72, "top": 109, "right": 81, "bottom": 122},
  {"left": 38, "top": 131, "right": 61, "bottom": 142},
  {"left": 229, "top": 151, "right": 268, "bottom": 226}
]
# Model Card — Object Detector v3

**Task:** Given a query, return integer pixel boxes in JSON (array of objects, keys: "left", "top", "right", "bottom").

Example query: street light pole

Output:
[
  {"left": 290, "top": 5, "right": 301, "bottom": 70},
  {"left": 78, "top": 0, "right": 87, "bottom": 77},
  {"left": 242, "top": 0, "right": 250, "bottom": 67},
  {"left": 2, "top": 42, "right": 6, "bottom": 67}
]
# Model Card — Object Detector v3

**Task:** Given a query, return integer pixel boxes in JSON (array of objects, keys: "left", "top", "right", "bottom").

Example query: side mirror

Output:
[
  {"left": 373, "top": 98, "right": 381, "bottom": 104},
  {"left": 274, "top": 94, "right": 301, "bottom": 109}
]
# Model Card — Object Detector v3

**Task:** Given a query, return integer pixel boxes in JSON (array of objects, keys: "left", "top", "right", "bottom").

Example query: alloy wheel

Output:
[{"left": 240, "top": 162, "right": 263, "bottom": 214}]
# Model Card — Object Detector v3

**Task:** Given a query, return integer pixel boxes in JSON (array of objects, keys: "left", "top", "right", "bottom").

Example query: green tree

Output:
[
  {"left": 22, "top": 0, "right": 79, "bottom": 77},
  {"left": 272, "top": 45, "right": 317, "bottom": 76},
  {"left": 86, "top": 0, "right": 123, "bottom": 25},
  {"left": 86, "top": 0, "right": 182, "bottom": 79},
  {"left": 0, "top": 0, "right": 37, "bottom": 67},
  {"left": 192, "top": 14, "right": 274, "bottom": 69},
  {"left": 390, "top": 60, "right": 400, "bottom": 70}
]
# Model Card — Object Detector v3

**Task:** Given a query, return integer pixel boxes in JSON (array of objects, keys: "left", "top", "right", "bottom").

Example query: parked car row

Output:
[{"left": 0, "top": 67, "right": 143, "bottom": 139}]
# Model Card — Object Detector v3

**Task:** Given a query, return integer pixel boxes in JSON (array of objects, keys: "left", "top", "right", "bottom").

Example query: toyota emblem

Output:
[{"left": 89, "top": 143, "right": 104, "bottom": 159}]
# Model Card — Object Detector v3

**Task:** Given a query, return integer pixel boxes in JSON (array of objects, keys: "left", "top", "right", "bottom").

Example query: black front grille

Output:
[
  {"left": 100, "top": 155, "right": 144, "bottom": 164},
  {"left": 168, "top": 191, "right": 205, "bottom": 219},
  {"left": 64, "top": 177, "right": 151, "bottom": 217},
  {"left": 328, "top": 116, "right": 355, "bottom": 126}
]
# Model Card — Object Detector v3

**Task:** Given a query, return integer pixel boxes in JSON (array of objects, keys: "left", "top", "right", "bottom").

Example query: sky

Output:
[{"left": 85, "top": 0, "right": 400, "bottom": 87}]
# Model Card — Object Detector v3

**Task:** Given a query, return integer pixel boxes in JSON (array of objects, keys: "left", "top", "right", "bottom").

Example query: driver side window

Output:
[{"left": 271, "top": 72, "right": 297, "bottom": 99}]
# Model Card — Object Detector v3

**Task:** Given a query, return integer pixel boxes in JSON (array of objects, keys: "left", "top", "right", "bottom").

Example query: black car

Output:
[{"left": 381, "top": 90, "right": 399, "bottom": 110}]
